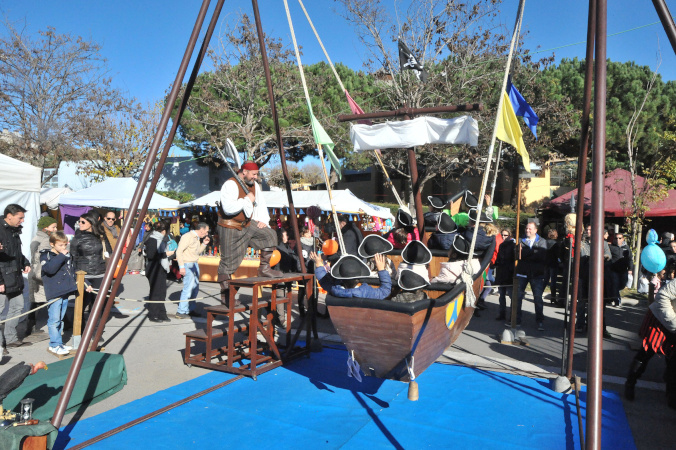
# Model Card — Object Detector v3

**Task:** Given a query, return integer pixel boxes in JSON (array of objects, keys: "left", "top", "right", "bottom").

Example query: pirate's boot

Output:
[
  {"left": 258, "top": 248, "right": 283, "bottom": 278},
  {"left": 218, "top": 273, "right": 242, "bottom": 308}
]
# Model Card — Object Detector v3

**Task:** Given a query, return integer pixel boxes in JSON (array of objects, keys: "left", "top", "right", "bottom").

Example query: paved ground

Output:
[{"left": 1, "top": 273, "right": 674, "bottom": 448}]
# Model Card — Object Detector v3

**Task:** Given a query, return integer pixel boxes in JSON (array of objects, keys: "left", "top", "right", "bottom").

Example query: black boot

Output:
[
  {"left": 624, "top": 357, "right": 647, "bottom": 401},
  {"left": 258, "top": 248, "right": 283, "bottom": 278},
  {"left": 218, "top": 273, "right": 242, "bottom": 308}
]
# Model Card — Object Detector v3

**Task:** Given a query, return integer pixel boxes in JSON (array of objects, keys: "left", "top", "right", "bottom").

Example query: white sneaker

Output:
[
  {"left": 49, "top": 346, "right": 70, "bottom": 356},
  {"left": 60, "top": 344, "right": 73, "bottom": 351}
]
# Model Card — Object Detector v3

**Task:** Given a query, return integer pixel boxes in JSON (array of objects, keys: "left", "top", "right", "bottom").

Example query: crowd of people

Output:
[
  {"left": 2, "top": 167, "right": 675, "bottom": 411},
  {"left": 0, "top": 201, "right": 219, "bottom": 356}
]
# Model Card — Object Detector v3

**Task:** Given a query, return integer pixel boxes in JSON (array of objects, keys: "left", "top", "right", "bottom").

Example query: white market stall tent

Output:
[
  {"left": 179, "top": 189, "right": 394, "bottom": 220},
  {"left": 41, "top": 186, "right": 73, "bottom": 210},
  {"left": 0, "top": 153, "right": 41, "bottom": 261},
  {"left": 59, "top": 178, "right": 179, "bottom": 210}
]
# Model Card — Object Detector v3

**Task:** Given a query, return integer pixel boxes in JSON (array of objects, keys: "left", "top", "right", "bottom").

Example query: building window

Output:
[{"left": 42, "top": 168, "right": 58, "bottom": 188}]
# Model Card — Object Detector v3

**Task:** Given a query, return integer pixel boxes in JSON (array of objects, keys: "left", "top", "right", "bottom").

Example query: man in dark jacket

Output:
[
  {"left": 515, "top": 222, "right": 548, "bottom": 330},
  {"left": 609, "top": 232, "right": 634, "bottom": 307},
  {"left": 0, "top": 204, "right": 32, "bottom": 352}
]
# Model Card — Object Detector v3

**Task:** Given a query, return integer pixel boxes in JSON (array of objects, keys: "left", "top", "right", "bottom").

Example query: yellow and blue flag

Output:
[
  {"left": 496, "top": 91, "right": 530, "bottom": 172},
  {"left": 507, "top": 78, "right": 539, "bottom": 139}
]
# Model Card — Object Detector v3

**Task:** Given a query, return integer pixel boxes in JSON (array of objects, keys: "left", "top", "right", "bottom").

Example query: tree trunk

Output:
[{"left": 632, "top": 222, "right": 642, "bottom": 290}]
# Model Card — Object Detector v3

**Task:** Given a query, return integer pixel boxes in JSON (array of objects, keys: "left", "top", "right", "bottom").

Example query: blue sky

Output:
[{"left": 2, "top": 0, "right": 674, "bottom": 159}]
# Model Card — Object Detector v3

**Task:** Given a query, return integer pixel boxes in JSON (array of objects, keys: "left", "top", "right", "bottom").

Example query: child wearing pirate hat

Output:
[
  {"left": 309, "top": 251, "right": 392, "bottom": 300},
  {"left": 423, "top": 196, "right": 447, "bottom": 227},
  {"left": 431, "top": 234, "right": 481, "bottom": 285},
  {"left": 358, "top": 234, "right": 397, "bottom": 279},
  {"left": 384, "top": 209, "right": 420, "bottom": 249},
  {"left": 428, "top": 212, "right": 458, "bottom": 250}
]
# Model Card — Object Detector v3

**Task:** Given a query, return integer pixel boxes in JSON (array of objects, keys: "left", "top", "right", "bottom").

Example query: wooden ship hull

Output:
[{"left": 326, "top": 239, "right": 495, "bottom": 382}]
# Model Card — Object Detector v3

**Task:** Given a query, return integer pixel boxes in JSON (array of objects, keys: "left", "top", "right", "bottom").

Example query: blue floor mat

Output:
[{"left": 56, "top": 347, "right": 635, "bottom": 449}]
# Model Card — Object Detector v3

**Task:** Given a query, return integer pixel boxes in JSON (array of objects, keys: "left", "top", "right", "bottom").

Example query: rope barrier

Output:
[
  {"left": 0, "top": 298, "right": 60, "bottom": 325},
  {"left": 283, "top": 0, "right": 346, "bottom": 254},
  {"left": 89, "top": 289, "right": 219, "bottom": 304}
]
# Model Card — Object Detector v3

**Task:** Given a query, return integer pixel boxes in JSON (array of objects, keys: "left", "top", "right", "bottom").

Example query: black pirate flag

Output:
[{"left": 398, "top": 39, "right": 428, "bottom": 83}]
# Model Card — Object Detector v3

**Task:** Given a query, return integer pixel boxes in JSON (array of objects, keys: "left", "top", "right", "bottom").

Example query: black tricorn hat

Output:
[
  {"left": 330, "top": 255, "right": 371, "bottom": 280},
  {"left": 437, "top": 213, "right": 457, "bottom": 234},
  {"left": 464, "top": 190, "right": 478, "bottom": 208},
  {"left": 427, "top": 196, "right": 445, "bottom": 210},
  {"left": 468, "top": 207, "right": 493, "bottom": 223},
  {"left": 396, "top": 208, "right": 413, "bottom": 227},
  {"left": 358, "top": 234, "right": 394, "bottom": 258},
  {"left": 401, "top": 240, "right": 432, "bottom": 265},
  {"left": 398, "top": 268, "right": 430, "bottom": 291},
  {"left": 452, "top": 234, "right": 471, "bottom": 255}
]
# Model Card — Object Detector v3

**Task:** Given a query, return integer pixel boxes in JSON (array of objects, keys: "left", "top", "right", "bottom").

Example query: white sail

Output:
[{"left": 350, "top": 115, "right": 479, "bottom": 151}]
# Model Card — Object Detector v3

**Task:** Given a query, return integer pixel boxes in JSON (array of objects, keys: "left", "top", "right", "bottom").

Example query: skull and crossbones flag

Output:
[{"left": 398, "top": 39, "right": 428, "bottom": 82}]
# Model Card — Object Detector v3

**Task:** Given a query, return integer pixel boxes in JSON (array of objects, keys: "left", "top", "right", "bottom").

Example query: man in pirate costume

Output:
[{"left": 217, "top": 160, "right": 282, "bottom": 306}]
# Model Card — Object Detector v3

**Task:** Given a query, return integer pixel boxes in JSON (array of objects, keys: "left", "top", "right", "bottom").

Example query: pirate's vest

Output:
[{"left": 217, "top": 177, "right": 255, "bottom": 230}]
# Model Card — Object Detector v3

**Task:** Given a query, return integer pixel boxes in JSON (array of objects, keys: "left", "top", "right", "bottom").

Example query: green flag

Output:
[{"left": 309, "top": 110, "right": 342, "bottom": 179}]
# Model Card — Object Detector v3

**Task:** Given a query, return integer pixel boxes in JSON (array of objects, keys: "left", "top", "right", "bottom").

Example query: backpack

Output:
[{"left": 31, "top": 249, "right": 45, "bottom": 283}]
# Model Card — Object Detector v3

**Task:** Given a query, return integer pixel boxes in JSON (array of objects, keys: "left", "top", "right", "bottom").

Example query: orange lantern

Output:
[
  {"left": 322, "top": 239, "right": 339, "bottom": 256},
  {"left": 270, "top": 249, "right": 282, "bottom": 267}
]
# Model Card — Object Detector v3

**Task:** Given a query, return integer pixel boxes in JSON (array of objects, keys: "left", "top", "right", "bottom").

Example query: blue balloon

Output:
[
  {"left": 641, "top": 243, "right": 666, "bottom": 273},
  {"left": 646, "top": 229, "right": 659, "bottom": 245}
]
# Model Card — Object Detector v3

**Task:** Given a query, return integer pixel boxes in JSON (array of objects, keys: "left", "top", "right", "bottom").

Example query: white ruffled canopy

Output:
[{"left": 349, "top": 115, "right": 479, "bottom": 151}]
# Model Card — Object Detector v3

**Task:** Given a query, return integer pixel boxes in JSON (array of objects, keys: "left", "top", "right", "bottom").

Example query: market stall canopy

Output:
[
  {"left": 349, "top": 115, "right": 479, "bottom": 151},
  {"left": 179, "top": 189, "right": 394, "bottom": 220},
  {"left": 547, "top": 168, "right": 676, "bottom": 217},
  {"left": 0, "top": 153, "right": 42, "bottom": 259},
  {"left": 58, "top": 178, "right": 179, "bottom": 210},
  {"left": 0, "top": 153, "right": 42, "bottom": 192},
  {"left": 41, "top": 187, "right": 73, "bottom": 210}
]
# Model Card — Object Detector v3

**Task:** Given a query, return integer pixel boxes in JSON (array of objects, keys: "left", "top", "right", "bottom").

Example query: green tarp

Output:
[{"left": 3, "top": 352, "right": 127, "bottom": 422}]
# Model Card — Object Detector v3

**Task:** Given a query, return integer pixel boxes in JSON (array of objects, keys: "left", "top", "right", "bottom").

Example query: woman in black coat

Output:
[
  {"left": 144, "top": 220, "right": 174, "bottom": 322},
  {"left": 70, "top": 210, "right": 111, "bottom": 314},
  {"left": 494, "top": 229, "right": 516, "bottom": 321}
]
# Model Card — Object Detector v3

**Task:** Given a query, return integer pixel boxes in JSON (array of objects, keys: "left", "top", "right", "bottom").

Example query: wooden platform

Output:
[{"left": 183, "top": 273, "right": 315, "bottom": 380}]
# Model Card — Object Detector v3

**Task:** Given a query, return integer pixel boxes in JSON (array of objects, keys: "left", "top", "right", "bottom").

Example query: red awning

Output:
[{"left": 547, "top": 168, "right": 676, "bottom": 217}]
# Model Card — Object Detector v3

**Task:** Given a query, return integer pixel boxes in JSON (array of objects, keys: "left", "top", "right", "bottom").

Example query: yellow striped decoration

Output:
[{"left": 445, "top": 293, "right": 464, "bottom": 329}]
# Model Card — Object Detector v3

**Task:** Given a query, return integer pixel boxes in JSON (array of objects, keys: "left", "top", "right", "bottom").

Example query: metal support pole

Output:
[
  {"left": 251, "top": 0, "right": 306, "bottom": 272},
  {"left": 90, "top": 0, "right": 226, "bottom": 350},
  {"left": 337, "top": 104, "right": 482, "bottom": 122},
  {"left": 586, "top": 0, "right": 607, "bottom": 446},
  {"left": 651, "top": 0, "right": 676, "bottom": 55},
  {"left": 509, "top": 178, "right": 522, "bottom": 329},
  {"left": 561, "top": 237, "right": 573, "bottom": 375},
  {"left": 50, "top": 0, "right": 213, "bottom": 428},
  {"left": 567, "top": 0, "right": 596, "bottom": 380}
]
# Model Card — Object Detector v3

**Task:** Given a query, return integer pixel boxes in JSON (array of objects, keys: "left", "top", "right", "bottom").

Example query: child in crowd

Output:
[
  {"left": 310, "top": 252, "right": 392, "bottom": 300},
  {"left": 41, "top": 231, "right": 92, "bottom": 356}
]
